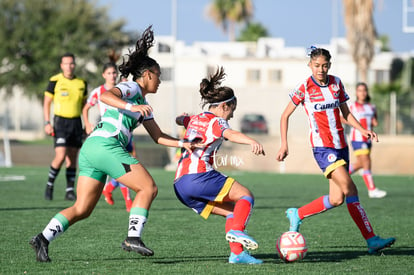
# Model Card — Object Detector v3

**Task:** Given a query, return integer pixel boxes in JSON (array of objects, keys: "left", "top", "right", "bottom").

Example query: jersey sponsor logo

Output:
[
  {"left": 314, "top": 101, "right": 340, "bottom": 111},
  {"left": 309, "top": 88, "right": 324, "bottom": 101},
  {"left": 294, "top": 89, "right": 304, "bottom": 98}
]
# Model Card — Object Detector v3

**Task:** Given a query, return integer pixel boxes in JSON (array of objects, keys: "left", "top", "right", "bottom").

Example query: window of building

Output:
[
  {"left": 247, "top": 69, "right": 261, "bottom": 82},
  {"left": 158, "top": 43, "right": 171, "bottom": 53},
  {"left": 268, "top": 69, "right": 282, "bottom": 83},
  {"left": 374, "top": 69, "right": 389, "bottom": 84},
  {"left": 160, "top": 67, "right": 173, "bottom": 81}
]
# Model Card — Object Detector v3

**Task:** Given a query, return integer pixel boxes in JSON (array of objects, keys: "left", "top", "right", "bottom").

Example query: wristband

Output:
[
  {"left": 125, "top": 103, "right": 132, "bottom": 111},
  {"left": 178, "top": 140, "right": 184, "bottom": 147},
  {"left": 44, "top": 121, "right": 50, "bottom": 126}
]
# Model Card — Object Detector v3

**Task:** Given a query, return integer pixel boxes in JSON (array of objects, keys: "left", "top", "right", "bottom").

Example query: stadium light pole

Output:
[
  {"left": 171, "top": 0, "right": 177, "bottom": 139},
  {"left": 167, "top": 0, "right": 178, "bottom": 169}
]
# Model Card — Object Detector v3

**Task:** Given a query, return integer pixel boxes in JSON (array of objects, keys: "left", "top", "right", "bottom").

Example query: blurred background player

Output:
[
  {"left": 347, "top": 82, "right": 386, "bottom": 198},
  {"left": 276, "top": 47, "right": 395, "bottom": 254},
  {"left": 174, "top": 67, "right": 265, "bottom": 264},
  {"left": 82, "top": 61, "right": 133, "bottom": 211},
  {"left": 43, "top": 52, "right": 87, "bottom": 201}
]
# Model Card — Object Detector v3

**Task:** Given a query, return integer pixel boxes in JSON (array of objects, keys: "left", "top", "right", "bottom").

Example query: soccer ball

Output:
[{"left": 276, "top": 231, "right": 307, "bottom": 262}]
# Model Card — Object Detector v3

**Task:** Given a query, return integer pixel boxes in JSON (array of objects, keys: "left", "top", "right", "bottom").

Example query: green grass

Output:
[{"left": 0, "top": 166, "right": 413, "bottom": 274}]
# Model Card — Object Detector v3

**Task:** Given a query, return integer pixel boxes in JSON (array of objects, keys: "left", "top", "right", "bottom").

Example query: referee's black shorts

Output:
[{"left": 53, "top": 115, "right": 83, "bottom": 148}]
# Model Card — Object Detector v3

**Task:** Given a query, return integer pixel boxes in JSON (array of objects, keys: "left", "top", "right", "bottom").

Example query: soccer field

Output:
[{"left": 0, "top": 166, "right": 413, "bottom": 274}]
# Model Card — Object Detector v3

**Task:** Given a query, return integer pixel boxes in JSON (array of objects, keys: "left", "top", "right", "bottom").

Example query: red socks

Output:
[
  {"left": 298, "top": 195, "right": 334, "bottom": 219},
  {"left": 232, "top": 196, "right": 254, "bottom": 231},
  {"left": 346, "top": 196, "right": 375, "bottom": 240},
  {"left": 226, "top": 214, "right": 243, "bottom": 254},
  {"left": 120, "top": 186, "right": 133, "bottom": 212},
  {"left": 362, "top": 171, "right": 376, "bottom": 191},
  {"left": 226, "top": 196, "right": 254, "bottom": 255}
]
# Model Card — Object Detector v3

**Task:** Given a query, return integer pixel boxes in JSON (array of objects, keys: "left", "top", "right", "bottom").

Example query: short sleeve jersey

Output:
[
  {"left": 44, "top": 73, "right": 88, "bottom": 118},
  {"left": 86, "top": 85, "right": 112, "bottom": 116},
  {"left": 349, "top": 102, "right": 377, "bottom": 142},
  {"left": 290, "top": 75, "right": 349, "bottom": 149},
  {"left": 174, "top": 112, "right": 230, "bottom": 180},
  {"left": 90, "top": 81, "right": 153, "bottom": 148}
]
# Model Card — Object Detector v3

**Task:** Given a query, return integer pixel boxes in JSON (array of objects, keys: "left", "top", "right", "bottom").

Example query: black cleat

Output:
[
  {"left": 29, "top": 234, "right": 51, "bottom": 262},
  {"left": 45, "top": 186, "right": 53, "bottom": 200},
  {"left": 65, "top": 190, "right": 76, "bottom": 201},
  {"left": 121, "top": 237, "right": 154, "bottom": 256}
]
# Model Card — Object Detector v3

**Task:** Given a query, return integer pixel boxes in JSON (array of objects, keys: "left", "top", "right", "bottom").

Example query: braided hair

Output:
[{"left": 308, "top": 46, "right": 331, "bottom": 62}]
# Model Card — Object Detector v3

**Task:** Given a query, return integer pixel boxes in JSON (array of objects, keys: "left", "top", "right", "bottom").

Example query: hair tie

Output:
[
  {"left": 209, "top": 96, "right": 236, "bottom": 106},
  {"left": 306, "top": 45, "right": 317, "bottom": 57}
]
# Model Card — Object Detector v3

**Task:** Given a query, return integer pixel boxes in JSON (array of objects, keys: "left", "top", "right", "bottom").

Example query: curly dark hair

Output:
[
  {"left": 199, "top": 66, "right": 236, "bottom": 108},
  {"left": 119, "top": 25, "right": 160, "bottom": 81}
]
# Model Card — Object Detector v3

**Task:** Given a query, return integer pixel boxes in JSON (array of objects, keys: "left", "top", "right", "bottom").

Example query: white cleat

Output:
[{"left": 368, "top": 188, "right": 387, "bottom": 198}]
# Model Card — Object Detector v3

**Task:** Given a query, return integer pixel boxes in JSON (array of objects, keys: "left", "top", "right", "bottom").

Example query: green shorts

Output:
[{"left": 78, "top": 136, "right": 139, "bottom": 182}]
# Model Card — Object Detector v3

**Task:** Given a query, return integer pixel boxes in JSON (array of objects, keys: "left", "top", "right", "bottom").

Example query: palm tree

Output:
[
  {"left": 206, "top": 0, "right": 253, "bottom": 41},
  {"left": 343, "top": 0, "right": 377, "bottom": 82}
]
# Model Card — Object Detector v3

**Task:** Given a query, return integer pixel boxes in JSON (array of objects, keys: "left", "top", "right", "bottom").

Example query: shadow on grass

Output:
[
  {"left": 58, "top": 246, "right": 414, "bottom": 265},
  {"left": 0, "top": 206, "right": 68, "bottom": 211}
]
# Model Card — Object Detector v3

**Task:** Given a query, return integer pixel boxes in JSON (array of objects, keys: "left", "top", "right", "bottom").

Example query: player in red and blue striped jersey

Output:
[
  {"left": 276, "top": 47, "right": 395, "bottom": 254},
  {"left": 174, "top": 67, "right": 265, "bottom": 264},
  {"left": 347, "top": 82, "right": 386, "bottom": 198}
]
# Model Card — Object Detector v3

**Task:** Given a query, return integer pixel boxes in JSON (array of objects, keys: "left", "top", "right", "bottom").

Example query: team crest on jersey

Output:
[
  {"left": 327, "top": 153, "right": 337, "bottom": 163},
  {"left": 331, "top": 84, "right": 340, "bottom": 98},
  {"left": 126, "top": 90, "right": 131, "bottom": 97}
]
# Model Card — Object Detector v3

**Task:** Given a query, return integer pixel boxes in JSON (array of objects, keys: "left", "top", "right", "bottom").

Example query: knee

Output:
[
  {"left": 330, "top": 196, "right": 344, "bottom": 207},
  {"left": 151, "top": 184, "right": 158, "bottom": 199},
  {"left": 67, "top": 205, "right": 93, "bottom": 223}
]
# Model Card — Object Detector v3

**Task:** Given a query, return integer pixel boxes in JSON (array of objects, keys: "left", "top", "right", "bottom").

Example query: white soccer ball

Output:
[{"left": 276, "top": 231, "right": 307, "bottom": 262}]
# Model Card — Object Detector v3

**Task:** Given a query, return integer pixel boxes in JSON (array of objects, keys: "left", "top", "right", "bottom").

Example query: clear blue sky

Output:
[{"left": 98, "top": 0, "right": 414, "bottom": 53}]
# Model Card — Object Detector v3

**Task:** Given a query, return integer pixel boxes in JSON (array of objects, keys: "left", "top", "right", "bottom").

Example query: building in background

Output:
[{"left": 0, "top": 37, "right": 402, "bottom": 140}]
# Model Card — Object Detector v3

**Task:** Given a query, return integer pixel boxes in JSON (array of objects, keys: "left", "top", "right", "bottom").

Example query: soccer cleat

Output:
[
  {"left": 226, "top": 230, "right": 258, "bottom": 250},
  {"left": 121, "top": 237, "right": 154, "bottom": 256},
  {"left": 228, "top": 251, "right": 263, "bottom": 264},
  {"left": 65, "top": 190, "right": 76, "bottom": 201},
  {"left": 367, "top": 236, "right": 396, "bottom": 254},
  {"left": 45, "top": 185, "right": 53, "bottom": 200},
  {"left": 102, "top": 189, "right": 114, "bottom": 205},
  {"left": 29, "top": 234, "right": 51, "bottom": 262},
  {"left": 286, "top": 208, "right": 302, "bottom": 232},
  {"left": 368, "top": 188, "right": 387, "bottom": 198}
]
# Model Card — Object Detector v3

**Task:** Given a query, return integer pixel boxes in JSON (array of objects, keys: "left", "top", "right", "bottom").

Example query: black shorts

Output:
[{"left": 53, "top": 116, "right": 83, "bottom": 148}]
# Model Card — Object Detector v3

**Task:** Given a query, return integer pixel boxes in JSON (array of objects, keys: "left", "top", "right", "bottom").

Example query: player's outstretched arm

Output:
[
  {"left": 340, "top": 103, "right": 379, "bottom": 142},
  {"left": 276, "top": 102, "right": 297, "bottom": 162},
  {"left": 223, "top": 129, "right": 265, "bottom": 156},
  {"left": 143, "top": 119, "right": 202, "bottom": 154}
]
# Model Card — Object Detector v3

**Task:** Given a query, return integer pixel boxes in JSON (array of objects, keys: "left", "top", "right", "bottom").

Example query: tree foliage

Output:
[
  {"left": 0, "top": 0, "right": 133, "bottom": 98},
  {"left": 343, "top": 0, "right": 376, "bottom": 82},
  {"left": 207, "top": 0, "right": 254, "bottom": 41},
  {"left": 372, "top": 58, "right": 414, "bottom": 134},
  {"left": 237, "top": 22, "right": 268, "bottom": 42}
]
